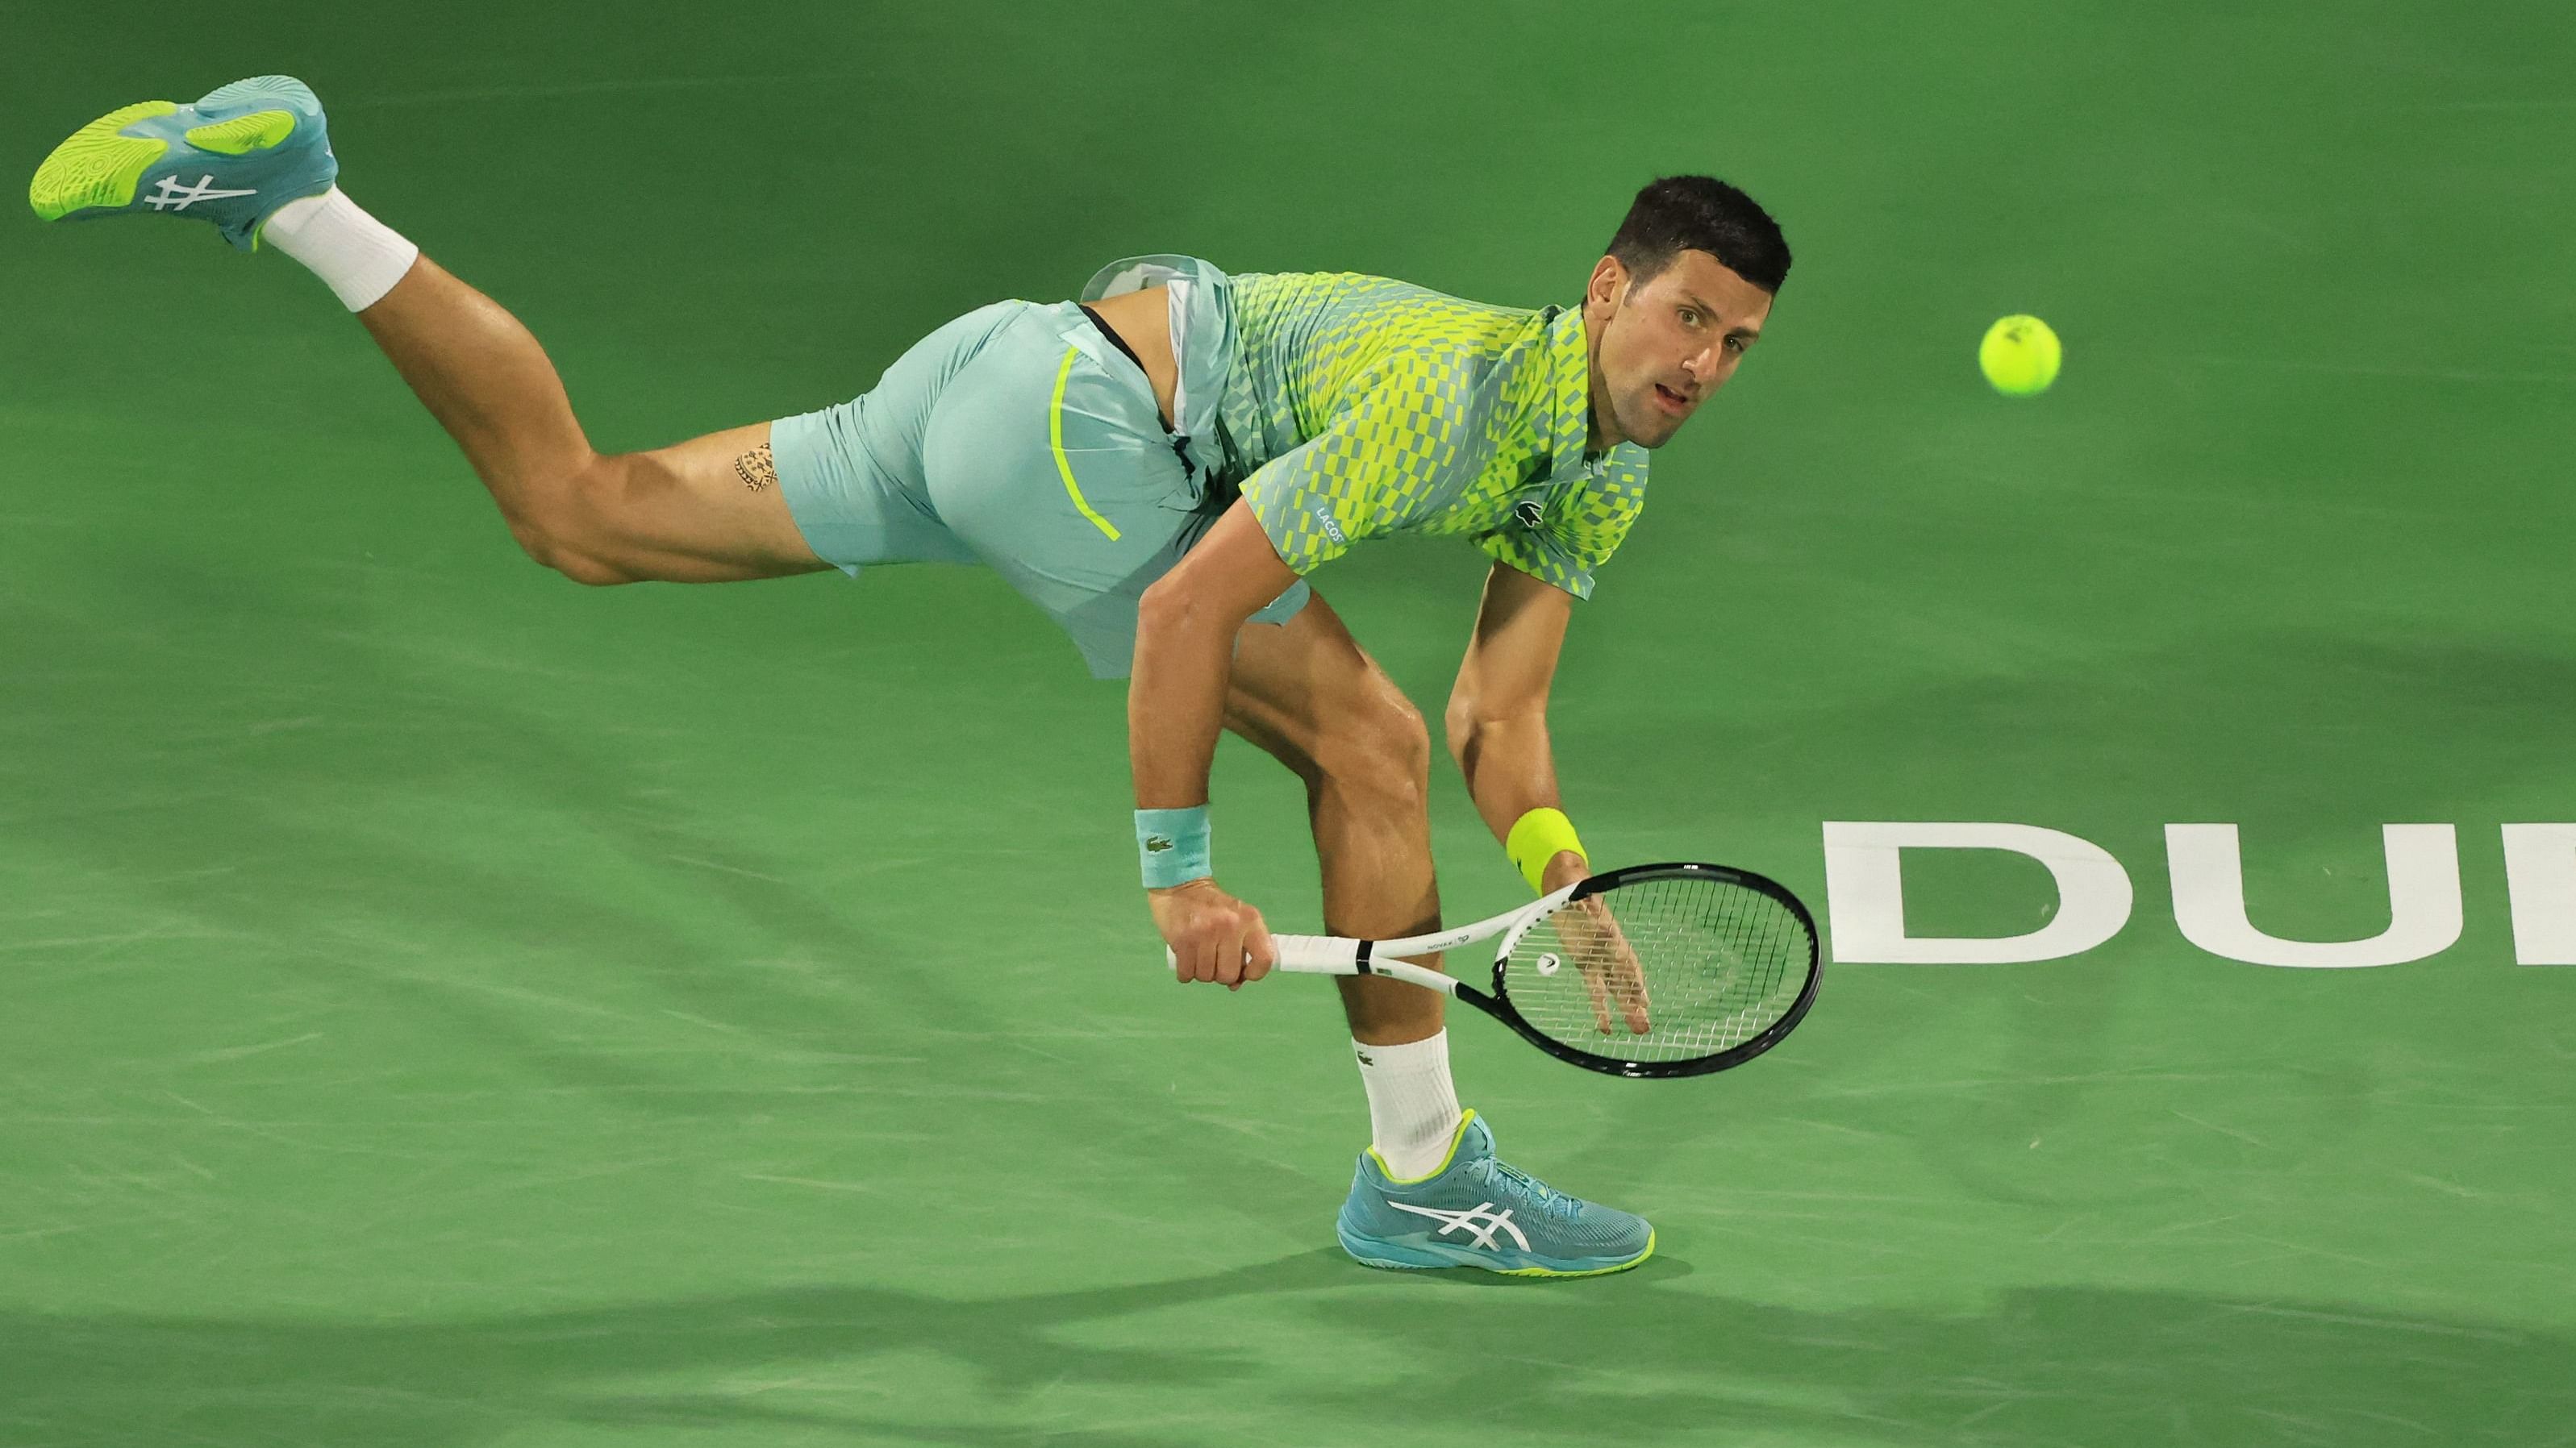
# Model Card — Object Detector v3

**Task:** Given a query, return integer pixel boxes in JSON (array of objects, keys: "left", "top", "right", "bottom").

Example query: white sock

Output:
[
  {"left": 262, "top": 187, "right": 420, "bottom": 312},
  {"left": 1355, "top": 1031, "right": 1464, "bottom": 1180}
]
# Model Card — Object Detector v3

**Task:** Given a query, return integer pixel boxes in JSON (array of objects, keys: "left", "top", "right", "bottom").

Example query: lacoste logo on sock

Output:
[
  {"left": 1387, "top": 1200, "right": 1531, "bottom": 1253},
  {"left": 146, "top": 175, "right": 257, "bottom": 212}
]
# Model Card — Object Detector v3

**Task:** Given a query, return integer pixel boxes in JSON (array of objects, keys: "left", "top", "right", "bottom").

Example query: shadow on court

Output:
[
  {"left": 4, "top": 1250, "right": 2561, "bottom": 1446},
  {"left": 0, "top": 551, "right": 976, "bottom": 1100}
]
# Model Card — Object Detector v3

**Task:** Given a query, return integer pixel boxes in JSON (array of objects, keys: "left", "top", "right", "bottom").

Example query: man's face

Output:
[{"left": 1583, "top": 248, "right": 1773, "bottom": 450}]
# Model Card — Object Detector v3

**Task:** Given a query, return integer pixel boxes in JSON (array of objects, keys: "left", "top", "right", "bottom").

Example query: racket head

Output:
[{"left": 1486, "top": 861, "right": 1821, "bottom": 1079}]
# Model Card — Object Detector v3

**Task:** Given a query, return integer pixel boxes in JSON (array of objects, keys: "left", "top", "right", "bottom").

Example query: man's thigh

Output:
[
  {"left": 1224, "top": 590, "right": 1424, "bottom": 782},
  {"left": 573, "top": 302, "right": 1032, "bottom": 586},
  {"left": 1227, "top": 591, "right": 1442, "bottom": 954},
  {"left": 572, "top": 422, "right": 836, "bottom": 584}
]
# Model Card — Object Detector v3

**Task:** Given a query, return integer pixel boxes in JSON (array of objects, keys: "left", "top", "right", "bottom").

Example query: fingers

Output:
[
  {"left": 1219, "top": 915, "right": 1249, "bottom": 991},
  {"left": 1172, "top": 937, "right": 1218, "bottom": 985},
  {"left": 1580, "top": 951, "right": 1616, "bottom": 1034},
  {"left": 1240, "top": 920, "right": 1276, "bottom": 987},
  {"left": 1212, "top": 908, "right": 1273, "bottom": 990},
  {"left": 1601, "top": 916, "right": 1652, "bottom": 1034},
  {"left": 1564, "top": 898, "right": 1652, "bottom": 1036},
  {"left": 1159, "top": 891, "right": 1270, "bottom": 991},
  {"left": 1565, "top": 899, "right": 1619, "bottom": 1034},
  {"left": 1578, "top": 954, "right": 1652, "bottom": 1035},
  {"left": 1616, "top": 951, "right": 1653, "bottom": 1035},
  {"left": 1167, "top": 917, "right": 1240, "bottom": 986}
]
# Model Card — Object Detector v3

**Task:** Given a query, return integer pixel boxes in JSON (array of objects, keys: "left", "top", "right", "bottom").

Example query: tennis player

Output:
[{"left": 32, "top": 76, "right": 1789, "bottom": 1277}]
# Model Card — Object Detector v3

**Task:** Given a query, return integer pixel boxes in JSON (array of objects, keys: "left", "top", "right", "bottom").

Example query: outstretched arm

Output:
[
  {"left": 1445, "top": 563, "right": 1586, "bottom": 891},
  {"left": 1446, "top": 561, "right": 1647, "bottom": 1033},
  {"left": 1132, "top": 500, "right": 1301, "bottom": 987}
]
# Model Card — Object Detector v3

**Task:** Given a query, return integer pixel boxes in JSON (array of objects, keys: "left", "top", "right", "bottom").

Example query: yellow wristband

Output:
[{"left": 1506, "top": 807, "right": 1587, "bottom": 894}]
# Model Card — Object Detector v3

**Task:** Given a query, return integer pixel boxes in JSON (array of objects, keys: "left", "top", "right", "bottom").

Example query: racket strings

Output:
[{"left": 1505, "top": 876, "right": 1814, "bottom": 1063}]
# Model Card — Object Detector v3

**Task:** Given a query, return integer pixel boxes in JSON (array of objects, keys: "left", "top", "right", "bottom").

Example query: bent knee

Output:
[
  {"left": 505, "top": 457, "right": 645, "bottom": 585},
  {"left": 544, "top": 544, "right": 640, "bottom": 587},
  {"left": 1312, "top": 689, "right": 1432, "bottom": 807},
  {"left": 506, "top": 515, "right": 637, "bottom": 586}
]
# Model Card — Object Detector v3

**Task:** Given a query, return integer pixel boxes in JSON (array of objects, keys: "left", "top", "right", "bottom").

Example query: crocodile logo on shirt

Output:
[{"left": 1512, "top": 499, "right": 1545, "bottom": 529}]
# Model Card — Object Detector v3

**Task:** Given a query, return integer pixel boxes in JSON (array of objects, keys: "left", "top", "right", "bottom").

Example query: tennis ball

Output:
[{"left": 1979, "top": 314, "right": 2061, "bottom": 396}]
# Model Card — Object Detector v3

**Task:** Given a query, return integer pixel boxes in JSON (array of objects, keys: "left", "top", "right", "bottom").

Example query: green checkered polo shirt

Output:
[{"left": 1216, "top": 271, "right": 1651, "bottom": 599}]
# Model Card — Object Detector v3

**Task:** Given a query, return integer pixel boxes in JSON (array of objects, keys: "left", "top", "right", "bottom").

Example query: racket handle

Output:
[
  {"left": 1157, "top": 934, "right": 1361, "bottom": 975},
  {"left": 1267, "top": 934, "right": 1360, "bottom": 973},
  {"left": 1157, "top": 937, "right": 1461, "bottom": 997}
]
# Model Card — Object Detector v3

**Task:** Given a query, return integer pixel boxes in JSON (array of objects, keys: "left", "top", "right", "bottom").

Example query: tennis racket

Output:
[{"left": 1169, "top": 861, "right": 1821, "bottom": 1079}]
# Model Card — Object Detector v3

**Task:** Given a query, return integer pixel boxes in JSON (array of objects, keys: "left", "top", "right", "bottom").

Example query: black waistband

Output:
[
  {"left": 1079, "top": 301, "right": 1180, "bottom": 441},
  {"left": 1078, "top": 303, "right": 1149, "bottom": 375}
]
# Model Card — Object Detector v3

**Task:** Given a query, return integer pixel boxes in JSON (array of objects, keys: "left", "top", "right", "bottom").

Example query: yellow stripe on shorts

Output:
[{"left": 1049, "top": 346, "right": 1122, "bottom": 542}]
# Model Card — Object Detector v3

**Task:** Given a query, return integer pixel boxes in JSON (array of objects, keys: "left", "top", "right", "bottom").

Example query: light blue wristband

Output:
[{"left": 1136, "top": 806, "right": 1213, "bottom": 889}]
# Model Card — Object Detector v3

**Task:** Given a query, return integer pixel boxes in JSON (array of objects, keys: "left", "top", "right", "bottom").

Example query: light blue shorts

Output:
[{"left": 770, "top": 298, "right": 1308, "bottom": 678}]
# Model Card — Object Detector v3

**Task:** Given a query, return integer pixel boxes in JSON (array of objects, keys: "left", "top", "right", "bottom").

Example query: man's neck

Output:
[
  {"left": 1580, "top": 306, "right": 1621, "bottom": 454},
  {"left": 1585, "top": 379, "right": 1623, "bottom": 455}
]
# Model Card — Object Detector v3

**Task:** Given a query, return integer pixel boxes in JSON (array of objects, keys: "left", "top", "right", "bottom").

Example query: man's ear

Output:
[{"left": 1586, "top": 255, "right": 1628, "bottom": 312}]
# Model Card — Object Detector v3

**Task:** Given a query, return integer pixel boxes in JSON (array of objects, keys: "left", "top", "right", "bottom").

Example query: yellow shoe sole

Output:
[
  {"left": 1493, "top": 1227, "right": 1657, "bottom": 1279},
  {"left": 29, "top": 101, "right": 179, "bottom": 220},
  {"left": 186, "top": 109, "right": 297, "bottom": 156}
]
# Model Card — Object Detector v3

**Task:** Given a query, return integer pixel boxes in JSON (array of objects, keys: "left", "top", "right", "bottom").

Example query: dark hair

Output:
[{"left": 1605, "top": 176, "right": 1791, "bottom": 293}]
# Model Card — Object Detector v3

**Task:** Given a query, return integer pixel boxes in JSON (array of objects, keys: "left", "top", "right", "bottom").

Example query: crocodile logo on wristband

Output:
[{"left": 1136, "top": 805, "right": 1212, "bottom": 888}]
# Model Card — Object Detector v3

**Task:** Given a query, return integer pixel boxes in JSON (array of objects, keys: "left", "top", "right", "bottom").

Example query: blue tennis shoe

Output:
[
  {"left": 1336, "top": 1110, "right": 1656, "bottom": 1277},
  {"left": 30, "top": 74, "right": 337, "bottom": 251}
]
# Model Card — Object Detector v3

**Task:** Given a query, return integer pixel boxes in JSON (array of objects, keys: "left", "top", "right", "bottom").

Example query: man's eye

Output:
[
  {"left": 1724, "top": 336, "right": 1745, "bottom": 354},
  {"left": 1678, "top": 308, "right": 1701, "bottom": 327}
]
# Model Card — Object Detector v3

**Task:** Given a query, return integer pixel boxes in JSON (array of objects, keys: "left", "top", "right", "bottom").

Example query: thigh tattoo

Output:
[{"left": 733, "top": 442, "right": 779, "bottom": 492}]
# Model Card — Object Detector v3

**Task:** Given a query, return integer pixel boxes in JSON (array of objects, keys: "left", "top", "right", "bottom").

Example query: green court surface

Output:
[{"left": 6, "top": 3, "right": 2574, "bottom": 1444}]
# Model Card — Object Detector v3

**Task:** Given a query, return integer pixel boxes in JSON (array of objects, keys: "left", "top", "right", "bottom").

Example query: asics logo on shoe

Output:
[
  {"left": 146, "top": 175, "right": 258, "bottom": 211},
  {"left": 1387, "top": 1200, "right": 1531, "bottom": 1252}
]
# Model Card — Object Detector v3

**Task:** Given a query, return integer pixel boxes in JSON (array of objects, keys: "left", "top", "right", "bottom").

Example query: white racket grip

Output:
[
  {"left": 1266, "top": 933, "right": 1361, "bottom": 973},
  {"left": 1158, "top": 936, "right": 1461, "bottom": 996},
  {"left": 1273, "top": 938, "right": 1464, "bottom": 998},
  {"left": 1158, "top": 934, "right": 1359, "bottom": 975}
]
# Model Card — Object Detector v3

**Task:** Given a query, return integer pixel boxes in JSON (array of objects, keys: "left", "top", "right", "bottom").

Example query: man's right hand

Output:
[{"left": 1153, "top": 879, "right": 1275, "bottom": 991}]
